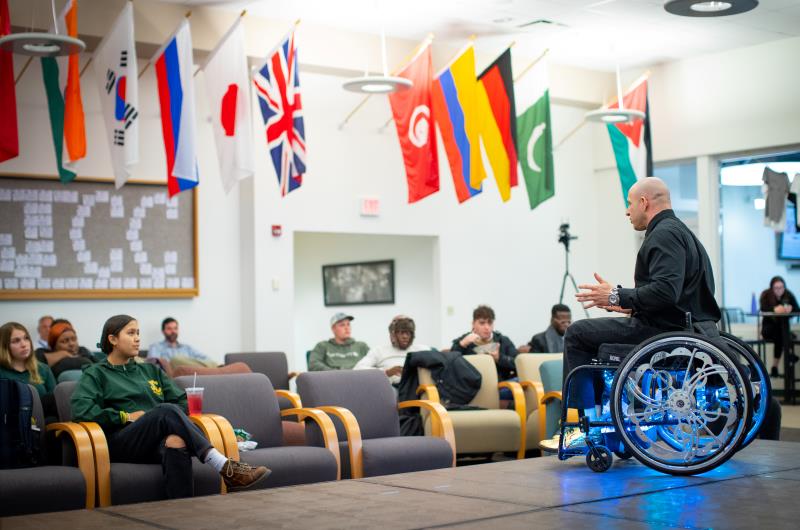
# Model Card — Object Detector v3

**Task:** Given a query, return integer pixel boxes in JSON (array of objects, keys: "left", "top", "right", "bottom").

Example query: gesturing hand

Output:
[{"left": 576, "top": 272, "right": 614, "bottom": 310}]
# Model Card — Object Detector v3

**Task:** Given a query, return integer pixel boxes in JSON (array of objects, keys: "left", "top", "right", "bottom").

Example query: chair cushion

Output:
[
  {"left": 172, "top": 362, "right": 251, "bottom": 378},
  {"left": 175, "top": 373, "right": 283, "bottom": 449},
  {"left": 462, "top": 355, "right": 500, "bottom": 410},
  {"left": 281, "top": 420, "right": 306, "bottom": 446},
  {"left": 297, "top": 370, "right": 400, "bottom": 441},
  {"left": 361, "top": 436, "right": 453, "bottom": 478},
  {"left": 239, "top": 446, "right": 337, "bottom": 488},
  {"left": 0, "top": 466, "right": 86, "bottom": 516},
  {"left": 447, "top": 409, "right": 522, "bottom": 453},
  {"left": 108, "top": 458, "right": 220, "bottom": 505}
]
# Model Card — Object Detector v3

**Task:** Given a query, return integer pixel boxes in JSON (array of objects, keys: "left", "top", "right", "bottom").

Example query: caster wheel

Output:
[{"left": 586, "top": 445, "right": 613, "bottom": 472}]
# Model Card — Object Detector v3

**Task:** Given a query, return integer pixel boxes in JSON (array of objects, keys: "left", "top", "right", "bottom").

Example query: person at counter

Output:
[{"left": 759, "top": 276, "right": 799, "bottom": 378}]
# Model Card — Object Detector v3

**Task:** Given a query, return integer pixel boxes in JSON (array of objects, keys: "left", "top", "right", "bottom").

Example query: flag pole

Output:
[
  {"left": 194, "top": 9, "right": 247, "bottom": 77},
  {"left": 513, "top": 47, "right": 549, "bottom": 83},
  {"left": 338, "top": 33, "right": 435, "bottom": 130},
  {"left": 14, "top": 57, "right": 33, "bottom": 85},
  {"left": 139, "top": 10, "right": 192, "bottom": 79},
  {"left": 554, "top": 69, "right": 650, "bottom": 151},
  {"left": 79, "top": 57, "right": 93, "bottom": 78}
]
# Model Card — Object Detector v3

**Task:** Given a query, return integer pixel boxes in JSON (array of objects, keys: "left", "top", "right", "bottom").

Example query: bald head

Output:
[{"left": 625, "top": 177, "right": 672, "bottom": 231}]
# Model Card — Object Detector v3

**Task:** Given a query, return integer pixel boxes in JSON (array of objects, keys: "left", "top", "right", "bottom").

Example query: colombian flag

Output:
[{"left": 432, "top": 44, "right": 484, "bottom": 203}]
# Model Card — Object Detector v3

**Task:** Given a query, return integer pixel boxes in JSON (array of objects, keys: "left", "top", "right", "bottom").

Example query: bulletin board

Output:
[{"left": 0, "top": 174, "right": 198, "bottom": 300}]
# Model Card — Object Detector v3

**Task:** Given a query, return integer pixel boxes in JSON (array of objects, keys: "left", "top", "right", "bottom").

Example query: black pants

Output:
[
  {"left": 563, "top": 317, "right": 663, "bottom": 409},
  {"left": 762, "top": 320, "right": 785, "bottom": 360},
  {"left": 107, "top": 403, "right": 214, "bottom": 499}
]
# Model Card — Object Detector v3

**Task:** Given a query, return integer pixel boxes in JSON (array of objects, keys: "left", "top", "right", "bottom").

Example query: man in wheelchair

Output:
[{"left": 540, "top": 177, "right": 722, "bottom": 452}]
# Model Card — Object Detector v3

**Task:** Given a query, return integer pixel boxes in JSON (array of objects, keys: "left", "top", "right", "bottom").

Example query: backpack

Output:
[{"left": 0, "top": 379, "right": 41, "bottom": 469}]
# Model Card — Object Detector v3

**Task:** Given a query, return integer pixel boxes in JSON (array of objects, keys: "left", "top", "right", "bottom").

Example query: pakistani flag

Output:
[
  {"left": 606, "top": 77, "right": 652, "bottom": 205},
  {"left": 515, "top": 57, "right": 554, "bottom": 210}
]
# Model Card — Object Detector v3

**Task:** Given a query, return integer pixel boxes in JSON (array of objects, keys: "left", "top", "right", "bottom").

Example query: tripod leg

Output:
[
  {"left": 560, "top": 271, "right": 569, "bottom": 304},
  {"left": 567, "top": 273, "right": 590, "bottom": 319}
]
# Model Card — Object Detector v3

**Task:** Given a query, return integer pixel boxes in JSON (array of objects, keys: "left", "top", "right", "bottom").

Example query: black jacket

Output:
[
  {"left": 528, "top": 331, "right": 548, "bottom": 353},
  {"left": 619, "top": 209, "right": 721, "bottom": 330},
  {"left": 450, "top": 331, "right": 518, "bottom": 380},
  {"left": 397, "top": 350, "right": 482, "bottom": 407}
]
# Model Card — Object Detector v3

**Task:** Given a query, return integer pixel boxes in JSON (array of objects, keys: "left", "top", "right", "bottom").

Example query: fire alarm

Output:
[{"left": 271, "top": 225, "right": 282, "bottom": 237}]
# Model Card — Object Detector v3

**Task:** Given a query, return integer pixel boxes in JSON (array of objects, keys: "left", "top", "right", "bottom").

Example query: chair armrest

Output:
[
  {"left": 416, "top": 384, "right": 440, "bottom": 403},
  {"left": 47, "top": 422, "right": 96, "bottom": 509},
  {"left": 518, "top": 380, "right": 543, "bottom": 416},
  {"left": 203, "top": 414, "right": 240, "bottom": 461},
  {"left": 498, "top": 381, "right": 527, "bottom": 459},
  {"left": 188, "top": 414, "right": 228, "bottom": 494},
  {"left": 275, "top": 389, "right": 302, "bottom": 408},
  {"left": 315, "top": 406, "right": 363, "bottom": 479},
  {"left": 540, "top": 391, "right": 563, "bottom": 404},
  {"left": 281, "top": 408, "right": 341, "bottom": 480},
  {"left": 287, "top": 371, "right": 300, "bottom": 381},
  {"left": 538, "top": 391, "right": 579, "bottom": 440},
  {"left": 398, "top": 400, "right": 456, "bottom": 466},
  {"left": 74, "top": 421, "right": 111, "bottom": 507}
]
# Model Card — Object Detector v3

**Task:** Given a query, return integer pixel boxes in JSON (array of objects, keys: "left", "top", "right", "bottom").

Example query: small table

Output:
[{"left": 760, "top": 311, "right": 800, "bottom": 404}]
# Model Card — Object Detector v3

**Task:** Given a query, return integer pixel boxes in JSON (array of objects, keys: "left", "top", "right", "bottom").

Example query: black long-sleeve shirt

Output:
[
  {"left": 451, "top": 331, "right": 518, "bottom": 380},
  {"left": 618, "top": 209, "right": 721, "bottom": 330}
]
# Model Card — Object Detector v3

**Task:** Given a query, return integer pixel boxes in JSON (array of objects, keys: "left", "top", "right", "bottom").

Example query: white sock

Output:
[{"left": 203, "top": 448, "right": 229, "bottom": 472}]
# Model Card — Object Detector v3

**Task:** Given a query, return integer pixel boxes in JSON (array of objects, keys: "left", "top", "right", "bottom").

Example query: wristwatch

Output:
[{"left": 608, "top": 286, "right": 620, "bottom": 306}]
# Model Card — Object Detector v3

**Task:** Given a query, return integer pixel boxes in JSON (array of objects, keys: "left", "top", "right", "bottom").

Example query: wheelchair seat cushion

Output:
[{"left": 597, "top": 343, "right": 637, "bottom": 364}]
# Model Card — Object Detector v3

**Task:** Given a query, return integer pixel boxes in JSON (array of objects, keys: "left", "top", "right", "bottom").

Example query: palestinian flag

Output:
[{"left": 606, "top": 77, "right": 652, "bottom": 205}]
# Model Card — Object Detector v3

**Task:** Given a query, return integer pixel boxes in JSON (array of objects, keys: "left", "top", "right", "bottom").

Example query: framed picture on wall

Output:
[{"left": 322, "top": 260, "right": 395, "bottom": 306}]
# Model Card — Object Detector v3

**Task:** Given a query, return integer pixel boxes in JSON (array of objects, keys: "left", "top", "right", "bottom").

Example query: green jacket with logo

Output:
[
  {"left": 308, "top": 338, "right": 369, "bottom": 371},
  {"left": 71, "top": 358, "right": 187, "bottom": 430}
]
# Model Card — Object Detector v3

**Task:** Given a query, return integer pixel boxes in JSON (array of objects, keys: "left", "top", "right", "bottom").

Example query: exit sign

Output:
[{"left": 360, "top": 197, "right": 380, "bottom": 217}]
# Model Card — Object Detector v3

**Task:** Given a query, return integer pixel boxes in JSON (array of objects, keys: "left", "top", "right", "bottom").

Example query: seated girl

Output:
[
  {"left": 0, "top": 322, "right": 57, "bottom": 419},
  {"left": 71, "top": 314, "right": 268, "bottom": 498},
  {"left": 37, "top": 320, "right": 95, "bottom": 380}
]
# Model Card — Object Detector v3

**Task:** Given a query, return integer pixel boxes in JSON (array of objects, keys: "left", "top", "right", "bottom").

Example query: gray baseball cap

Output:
[{"left": 330, "top": 312, "right": 354, "bottom": 326}]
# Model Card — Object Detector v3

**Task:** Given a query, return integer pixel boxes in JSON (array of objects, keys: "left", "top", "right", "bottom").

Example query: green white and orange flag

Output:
[
  {"left": 41, "top": 0, "right": 86, "bottom": 182},
  {"left": 606, "top": 76, "right": 652, "bottom": 205}
]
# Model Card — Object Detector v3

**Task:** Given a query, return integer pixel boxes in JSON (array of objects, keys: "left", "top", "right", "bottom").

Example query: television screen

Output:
[{"left": 779, "top": 202, "right": 800, "bottom": 260}]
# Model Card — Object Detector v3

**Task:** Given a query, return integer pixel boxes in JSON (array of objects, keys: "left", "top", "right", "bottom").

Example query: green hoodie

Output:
[
  {"left": 308, "top": 338, "right": 369, "bottom": 371},
  {"left": 71, "top": 358, "right": 187, "bottom": 430}
]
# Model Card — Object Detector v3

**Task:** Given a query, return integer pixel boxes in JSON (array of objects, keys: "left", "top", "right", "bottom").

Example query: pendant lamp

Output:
[
  {"left": 0, "top": 0, "right": 85, "bottom": 57},
  {"left": 585, "top": 63, "right": 645, "bottom": 124},
  {"left": 664, "top": 0, "right": 758, "bottom": 17},
  {"left": 343, "top": 25, "right": 411, "bottom": 94}
]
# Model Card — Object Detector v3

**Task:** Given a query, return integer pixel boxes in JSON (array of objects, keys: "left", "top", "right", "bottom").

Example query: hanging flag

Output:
[
  {"left": 432, "top": 44, "right": 484, "bottom": 203},
  {"left": 515, "top": 57, "right": 554, "bottom": 210},
  {"left": 477, "top": 48, "right": 517, "bottom": 202},
  {"left": 606, "top": 77, "right": 652, "bottom": 205},
  {"left": 153, "top": 19, "right": 200, "bottom": 197},
  {"left": 202, "top": 17, "right": 254, "bottom": 194},
  {"left": 41, "top": 0, "right": 87, "bottom": 182},
  {"left": 0, "top": 0, "right": 18, "bottom": 163},
  {"left": 92, "top": 2, "right": 138, "bottom": 189},
  {"left": 388, "top": 41, "right": 438, "bottom": 203},
  {"left": 253, "top": 29, "right": 306, "bottom": 196}
]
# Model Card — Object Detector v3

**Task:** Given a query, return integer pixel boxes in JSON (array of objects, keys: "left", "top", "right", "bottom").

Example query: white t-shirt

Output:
[{"left": 354, "top": 343, "right": 431, "bottom": 384}]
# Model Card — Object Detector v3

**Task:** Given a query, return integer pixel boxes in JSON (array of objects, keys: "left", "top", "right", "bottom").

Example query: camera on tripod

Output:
[{"left": 558, "top": 223, "right": 577, "bottom": 249}]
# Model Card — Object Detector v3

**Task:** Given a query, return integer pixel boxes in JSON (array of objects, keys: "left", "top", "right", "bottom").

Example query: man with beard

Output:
[
  {"left": 148, "top": 317, "right": 213, "bottom": 365},
  {"left": 354, "top": 315, "right": 429, "bottom": 386}
]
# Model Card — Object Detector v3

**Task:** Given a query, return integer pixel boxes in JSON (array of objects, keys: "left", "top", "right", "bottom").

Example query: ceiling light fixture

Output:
[
  {"left": 585, "top": 63, "right": 645, "bottom": 124},
  {"left": 342, "top": 24, "right": 412, "bottom": 94},
  {"left": 0, "top": 0, "right": 86, "bottom": 57},
  {"left": 664, "top": 0, "right": 758, "bottom": 17}
]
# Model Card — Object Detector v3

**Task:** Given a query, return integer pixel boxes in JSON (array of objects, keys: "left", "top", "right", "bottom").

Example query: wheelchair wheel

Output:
[
  {"left": 586, "top": 446, "right": 613, "bottom": 472},
  {"left": 719, "top": 331, "right": 771, "bottom": 449},
  {"left": 610, "top": 332, "right": 753, "bottom": 476}
]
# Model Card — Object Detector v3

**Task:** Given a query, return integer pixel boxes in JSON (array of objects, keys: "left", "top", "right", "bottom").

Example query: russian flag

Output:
[{"left": 153, "top": 20, "right": 199, "bottom": 197}]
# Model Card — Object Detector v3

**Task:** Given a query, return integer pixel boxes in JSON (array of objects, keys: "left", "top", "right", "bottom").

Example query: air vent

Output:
[{"left": 516, "top": 19, "right": 568, "bottom": 29}]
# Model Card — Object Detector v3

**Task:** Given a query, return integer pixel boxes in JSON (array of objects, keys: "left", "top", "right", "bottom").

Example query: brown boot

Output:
[{"left": 220, "top": 459, "right": 270, "bottom": 492}]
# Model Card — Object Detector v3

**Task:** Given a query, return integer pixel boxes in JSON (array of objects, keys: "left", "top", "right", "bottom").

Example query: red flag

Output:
[
  {"left": 389, "top": 42, "right": 439, "bottom": 203},
  {"left": 0, "top": 0, "right": 18, "bottom": 162}
]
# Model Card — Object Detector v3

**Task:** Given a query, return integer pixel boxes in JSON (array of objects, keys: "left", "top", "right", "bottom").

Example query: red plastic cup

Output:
[{"left": 186, "top": 387, "right": 204, "bottom": 416}]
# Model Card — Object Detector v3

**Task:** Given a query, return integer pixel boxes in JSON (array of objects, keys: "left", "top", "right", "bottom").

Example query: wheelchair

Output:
[{"left": 556, "top": 327, "right": 771, "bottom": 476}]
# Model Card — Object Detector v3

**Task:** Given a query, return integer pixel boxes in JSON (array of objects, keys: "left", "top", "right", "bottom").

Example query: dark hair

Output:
[
  {"left": 51, "top": 318, "right": 71, "bottom": 326},
  {"left": 473, "top": 305, "right": 495, "bottom": 322},
  {"left": 161, "top": 317, "right": 177, "bottom": 331},
  {"left": 551, "top": 304, "right": 571, "bottom": 317},
  {"left": 770, "top": 276, "right": 786, "bottom": 289},
  {"left": 100, "top": 315, "right": 136, "bottom": 354}
]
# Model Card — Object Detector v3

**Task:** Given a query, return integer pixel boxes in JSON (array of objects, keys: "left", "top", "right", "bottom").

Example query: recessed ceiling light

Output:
[
  {"left": 493, "top": 17, "right": 514, "bottom": 24},
  {"left": 664, "top": 0, "right": 758, "bottom": 17}
]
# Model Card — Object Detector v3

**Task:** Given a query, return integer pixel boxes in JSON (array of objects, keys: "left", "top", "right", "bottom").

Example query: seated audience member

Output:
[
  {"left": 71, "top": 314, "right": 268, "bottom": 498},
  {"left": 148, "top": 317, "right": 216, "bottom": 369},
  {"left": 0, "top": 322, "right": 57, "bottom": 417},
  {"left": 35, "top": 315, "right": 53, "bottom": 350},
  {"left": 354, "top": 315, "right": 430, "bottom": 385},
  {"left": 37, "top": 319, "right": 95, "bottom": 380},
  {"left": 759, "top": 276, "right": 800, "bottom": 377},
  {"left": 451, "top": 305, "right": 519, "bottom": 398},
  {"left": 308, "top": 312, "right": 369, "bottom": 371},
  {"left": 519, "top": 304, "right": 572, "bottom": 353}
]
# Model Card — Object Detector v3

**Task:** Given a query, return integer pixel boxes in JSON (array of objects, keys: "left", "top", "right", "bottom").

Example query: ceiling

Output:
[{"left": 160, "top": 0, "right": 800, "bottom": 70}]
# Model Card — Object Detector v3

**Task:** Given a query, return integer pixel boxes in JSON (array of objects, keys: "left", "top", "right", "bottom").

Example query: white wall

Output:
[
  {"left": 293, "top": 232, "right": 439, "bottom": 357},
  {"left": 0, "top": 55, "right": 242, "bottom": 361}
]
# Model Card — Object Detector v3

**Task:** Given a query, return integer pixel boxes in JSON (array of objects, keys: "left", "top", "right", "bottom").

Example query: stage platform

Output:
[{"left": 4, "top": 440, "right": 799, "bottom": 529}]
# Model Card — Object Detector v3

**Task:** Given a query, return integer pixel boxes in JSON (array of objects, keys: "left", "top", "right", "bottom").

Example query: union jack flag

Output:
[{"left": 254, "top": 31, "right": 306, "bottom": 196}]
